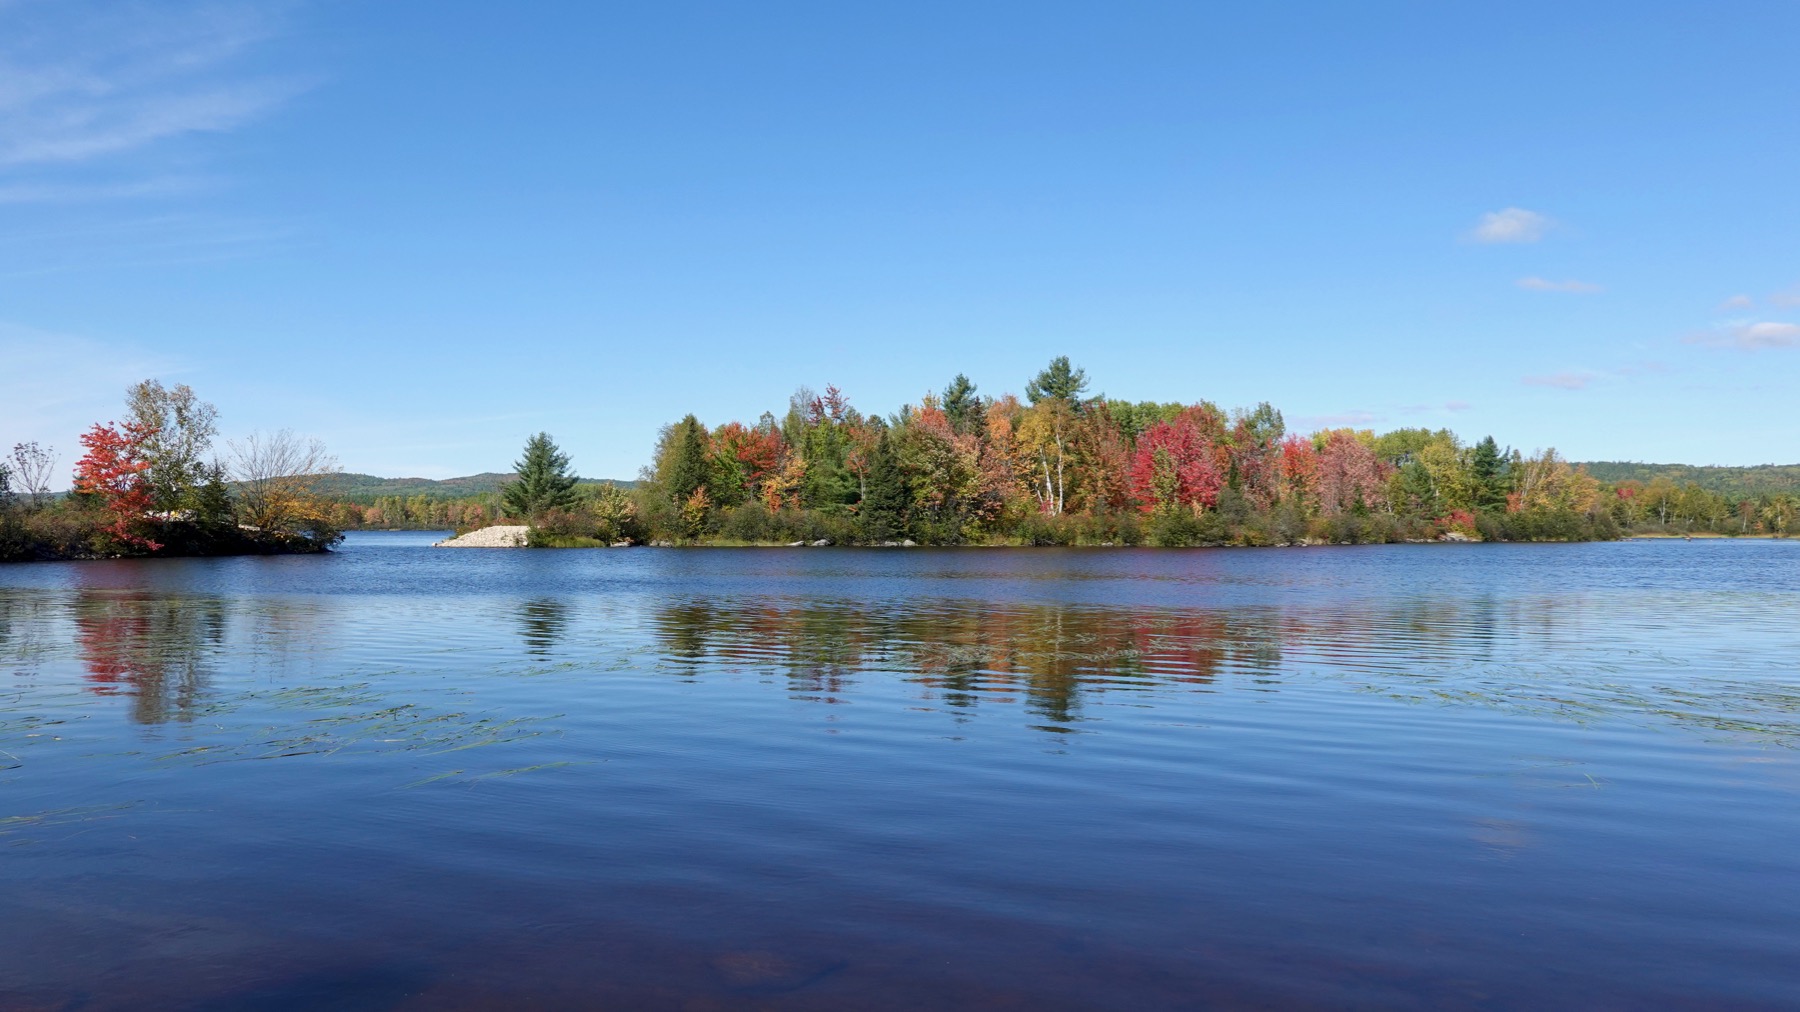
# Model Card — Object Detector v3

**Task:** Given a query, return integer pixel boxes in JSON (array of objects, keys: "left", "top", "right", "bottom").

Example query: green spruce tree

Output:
[
  {"left": 1025, "top": 356, "right": 1089, "bottom": 406},
  {"left": 502, "top": 432, "right": 580, "bottom": 520},
  {"left": 664, "top": 415, "right": 712, "bottom": 505},
  {"left": 942, "top": 373, "right": 979, "bottom": 434},
  {"left": 193, "top": 463, "right": 238, "bottom": 536},
  {"left": 1470, "top": 436, "right": 1508, "bottom": 511},
  {"left": 859, "top": 430, "right": 909, "bottom": 542}
]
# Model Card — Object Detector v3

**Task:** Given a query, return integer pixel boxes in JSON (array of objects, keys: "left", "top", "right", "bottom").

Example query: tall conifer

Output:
[
  {"left": 502, "top": 432, "right": 579, "bottom": 519},
  {"left": 665, "top": 415, "right": 712, "bottom": 505},
  {"left": 860, "top": 430, "right": 909, "bottom": 542},
  {"left": 1470, "top": 436, "right": 1508, "bottom": 510},
  {"left": 1025, "top": 356, "right": 1089, "bottom": 406},
  {"left": 942, "top": 374, "right": 979, "bottom": 434}
]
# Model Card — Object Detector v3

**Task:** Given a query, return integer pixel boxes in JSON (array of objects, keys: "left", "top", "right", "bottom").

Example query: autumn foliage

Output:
[
  {"left": 73, "top": 421, "right": 162, "bottom": 551},
  {"left": 1, "top": 380, "right": 342, "bottom": 562},
  {"left": 604, "top": 361, "right": 1643, "bottom": 546},
  {"left": 1128, "top": 417, "right": 1223, "bottom": 515}
]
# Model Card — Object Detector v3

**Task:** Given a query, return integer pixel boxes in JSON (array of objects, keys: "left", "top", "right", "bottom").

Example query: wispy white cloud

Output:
[
  {"left": 1522, "top": 371, "right": 1598, "bottom": 390},
  {"left": 1468, "top": 207, "right": 1552, "bottom": 244},
  {"left": 1771, "top": 284, "right": 1800, "bottom": 308},
  {"left": 0, "top": 1, "right": 304, "bottom": 198},
  {"left": 0, "top": 321, "right": 178, "bottom": 486},
  {"left": 0, "top": 212, "right": 303, "bottom": 278},
  {"left": 1398, "top": 400, "right": 1475, "bottom": 415},
  {"left": 1718, "top": 294, "right": 1755, "bottom": 311},
  {"left": 1298, "top": 410, "right": 1379, "bottom": 429},
  {"left": 1517, "top": 276, "right": 1600, "bottom": 294},
  {"left": 1686, "top": 321, "right": 1800, "bottom": 350},
  {"left": 0, "top": 176, "right": 210, "bottom": 204}
]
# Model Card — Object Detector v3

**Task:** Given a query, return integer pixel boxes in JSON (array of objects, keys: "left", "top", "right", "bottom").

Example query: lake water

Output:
[{"left": 2, "top": 534, "right": 1798, "bottom": 1009}]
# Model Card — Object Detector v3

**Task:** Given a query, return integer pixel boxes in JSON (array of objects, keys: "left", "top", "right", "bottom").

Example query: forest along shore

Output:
[
  {"left": 34, "top": 362, "right": 1791, "bottom": 560},
  {"left": 376, "top": 358, "right": 1778, "bottom": 550},
  {"left": 435, "top": 524, "right": 1490, "bottom": 548}
]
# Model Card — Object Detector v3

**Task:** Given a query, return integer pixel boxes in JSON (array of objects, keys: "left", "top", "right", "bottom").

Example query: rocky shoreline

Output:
[{"left": 433, "top": 525, "right": 528, "bottom": 547}]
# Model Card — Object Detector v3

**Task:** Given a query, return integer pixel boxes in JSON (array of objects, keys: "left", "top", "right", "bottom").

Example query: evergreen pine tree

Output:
[
  {"left": 942, "top": 373, "right": 978, "bottom": 434},
  {"left": 502, "top": 432, "right": 580, "bottom": 520},
  {"left": 860, "top": 430, "right": 909, "bottom": 542},
  {"left": 1470, "top": 436, "right": 1508, "bottom": 511},
  {"left": 1025, "top": 356, "right": 1089, "bottom": 406},
  {"left": 665, "top": 415, "right": 712, "bottom": 505},
  {"left": 193, "top": 463, "right": 237, "bottom": 535}
]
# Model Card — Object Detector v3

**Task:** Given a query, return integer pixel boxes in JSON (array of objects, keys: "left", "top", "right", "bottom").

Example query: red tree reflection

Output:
[{"left": 74, "top": 591, "right": 223, "bottom": 724}]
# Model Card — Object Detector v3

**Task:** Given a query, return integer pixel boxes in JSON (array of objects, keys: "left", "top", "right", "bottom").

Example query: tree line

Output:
[
  {"left": 1, "top": 382, "right": 342, "bottom": 561},
  {"left": 474, "top": 358, "right": 1781, "bottom": 547}
]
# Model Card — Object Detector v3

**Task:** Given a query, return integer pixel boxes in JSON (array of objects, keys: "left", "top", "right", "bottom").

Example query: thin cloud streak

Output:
[
  {"left": 0, "top": 84, "right": 301, "bottom": 167},
  {"left": 1296, "top": 410, "right": 1379, "bottom": 429},
  {"left": 0, "top": 212, "right": 305, "bottom": 279},
  {"left": 1399, "top": 401, "right": 1474, "bottom": 415},
  {"left": 0, "top": 0, "right": 306, "bottom": 195},
  {"left": 1468, "top": 207, "right": 1552, "bottom": 244},
  {"left": 1517, "top": 276, "right": 1601, "bottom": 294},
  {"left": 1522, "top": 371, "right": 1598, "bottom": 390},
  {"left": 0, "top": 176, "right": 210, "bottom": 204}
]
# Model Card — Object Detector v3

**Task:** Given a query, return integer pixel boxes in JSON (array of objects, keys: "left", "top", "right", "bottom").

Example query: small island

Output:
[
  {"left": 1, "top": 381, "right": 342, "bottom": 562},
  {"left": 371, "top": 358, "right": 1793, "bottom": 549}
]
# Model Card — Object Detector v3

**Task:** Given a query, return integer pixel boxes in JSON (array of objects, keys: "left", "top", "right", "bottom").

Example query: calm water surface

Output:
[{"left": 2, "top": 535, "right": 1798, "bottom": 1009}]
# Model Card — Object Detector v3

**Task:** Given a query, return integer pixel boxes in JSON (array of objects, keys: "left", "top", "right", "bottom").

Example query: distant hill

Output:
[
  {"left": 1577, "top": 462, "right": 1800, "bottom": 496},
  {"left": 316, "top": 472, "right": 638, "bottom": 502}
]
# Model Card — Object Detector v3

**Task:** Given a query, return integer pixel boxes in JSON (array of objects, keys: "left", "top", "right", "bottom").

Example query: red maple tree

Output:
[
  {"left": 1128, "top": 418, "right": 1223, "bottom": 514},
  {"left": 1278, "top": 435, "right": 1320, "bottom": 505},
  {"left": 72, "top": 420, "right": 162, "bottom": 551}
]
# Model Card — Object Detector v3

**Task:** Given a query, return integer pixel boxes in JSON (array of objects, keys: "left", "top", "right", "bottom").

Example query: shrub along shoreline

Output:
[{"left": 518, "top": 498, "right": 1617, "bottom": 548}]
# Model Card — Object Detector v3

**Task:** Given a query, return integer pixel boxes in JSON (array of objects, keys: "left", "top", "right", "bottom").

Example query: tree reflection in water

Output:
[
  {"left": 73, "top": 590, "right": 226, "bottom": 724},
  {"left": 646, "top": 593, "right": 1800, "bottom": 746},
  {"left": 518, "top": 598, "right": 569, "bottom": 657},
  {"left": 0, "top": 591, "right": 57, "bottom": 684},
  {"left": 651, "top": 600, "right": 1287, "bottom": 726}
]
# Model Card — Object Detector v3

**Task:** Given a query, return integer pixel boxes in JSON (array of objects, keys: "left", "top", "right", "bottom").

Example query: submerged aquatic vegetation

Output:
[{"left": 144, "top": 680, "right": 570, "bottom": 782}]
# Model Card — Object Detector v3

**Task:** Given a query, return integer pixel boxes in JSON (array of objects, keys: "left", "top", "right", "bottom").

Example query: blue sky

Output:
[{"left": 3, "top": 1, "right": 1797, "bottom": 481}]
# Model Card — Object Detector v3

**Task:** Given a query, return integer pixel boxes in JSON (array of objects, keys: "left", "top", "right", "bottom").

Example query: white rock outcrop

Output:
[{"left": 434, "top": 525, "right": 529, "bottom": 548}]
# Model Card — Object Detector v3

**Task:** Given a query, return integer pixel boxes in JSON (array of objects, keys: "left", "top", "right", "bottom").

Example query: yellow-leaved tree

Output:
[{"left": 228, "top": 430, "right": 340, "bottom": 538}]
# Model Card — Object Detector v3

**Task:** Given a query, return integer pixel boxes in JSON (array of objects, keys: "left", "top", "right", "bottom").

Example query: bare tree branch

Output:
[
  {"left": 227, "top": 429, "right": 339, "bottom": 533},
  {"left": 9, "top": 441, "right": 58, "bottom": 508}
]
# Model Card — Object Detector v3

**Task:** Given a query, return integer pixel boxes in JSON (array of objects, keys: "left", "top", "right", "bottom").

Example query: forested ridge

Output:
[
  {"left": 411, "top": 359, "right": 1797, "bottom": 547},
  {"left": 1575, "top": 462, "right": 1800, "bottom": 497}
]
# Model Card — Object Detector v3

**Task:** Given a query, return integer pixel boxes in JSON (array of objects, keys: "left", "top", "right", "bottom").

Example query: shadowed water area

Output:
[{"left": 2, "top": 533, "right": 1798, "bottom": 1009}]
